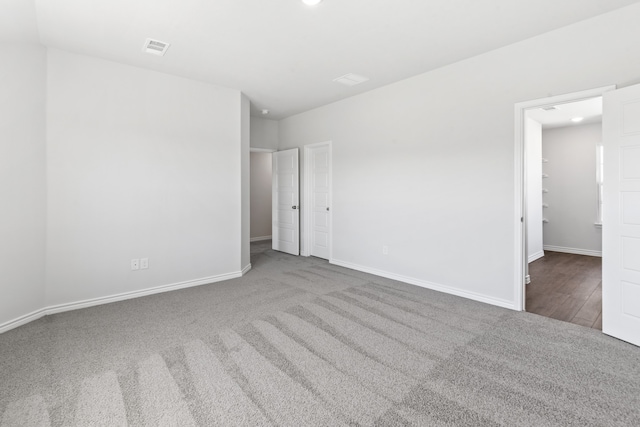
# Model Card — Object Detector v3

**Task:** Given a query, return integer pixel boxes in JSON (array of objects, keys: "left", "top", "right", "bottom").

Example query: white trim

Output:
[
  {"left": 241, "top": 263, "right": 252, "bottom": 275},
  {"left": 543, "top": 245, "right": 602, "bottom": 257},
  {"left": 303, "top": 141, "right": 333, "bottom": 260},
  {"left": 250, "top": 235, "right": 272, "bottom": 242},
  {"left": 514, "top": 85, "right": 615, "bottom": 312},
  {"left": 46, "top": 271, "right": 244, "bottom": 316},
  {"left": 0, "top": 269, "right": 249, "bottom": 335},
  {"left": 0, "top": 308, "right": 48, "bottom": 335},
  {"left": 528, "top": 250, "right": 545, "bottom": 263},
  {"left": 331, "top": 259, "right": 516, "bottom": 310},
  {"left": 250, "top": 147, "right": 276, "bottom": 153}
]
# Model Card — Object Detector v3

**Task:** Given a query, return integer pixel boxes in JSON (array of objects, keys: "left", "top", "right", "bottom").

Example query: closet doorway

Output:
[
  {"left": 523, "top": 96, "right": 604, "bottom": 329},
  {"left": 250, "top": 149, "right": 274, "bottom": 243}
]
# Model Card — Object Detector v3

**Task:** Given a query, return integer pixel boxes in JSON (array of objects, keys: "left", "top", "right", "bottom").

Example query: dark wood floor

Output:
[{"left": 526, "top": 251, "right": 602, "bottom": 330}]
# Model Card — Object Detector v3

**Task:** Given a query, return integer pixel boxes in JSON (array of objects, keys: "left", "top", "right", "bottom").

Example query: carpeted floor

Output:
[{"left": 1, "top": 240, "right": 639, "bottom": 426}]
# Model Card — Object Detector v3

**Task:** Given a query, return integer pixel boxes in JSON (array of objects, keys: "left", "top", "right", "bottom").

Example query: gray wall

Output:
[
  {"left": 0, "top": 1, "right": 47, "bottom": 327},
  {"left": 250, "top": 117, "right": 279, "bottom": 150},
  {"left": 542, "top": 123, "right": 602, "bottom": 255},
  {"left": 279, "top": 4, "right": 640, "bottom": 307},
  {"left": 240, "top": 94, "right": 251, "bottom": 270},
  {"left": 45, "top": 49, "right": 246, "bottom": 306},
  {"left": 250, "top": 152, "right": 273, "bottom": 239}
]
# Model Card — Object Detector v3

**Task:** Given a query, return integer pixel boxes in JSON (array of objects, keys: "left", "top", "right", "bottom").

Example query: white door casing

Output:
[
  {"left": 602, "top": 83, "right": 640, "bottom": 347},
  {"left": 305, "top": 143, "right": 331, "bottom": 260},
  {"left": 272, "top": 148, "right": 299, "bottom": 255}
]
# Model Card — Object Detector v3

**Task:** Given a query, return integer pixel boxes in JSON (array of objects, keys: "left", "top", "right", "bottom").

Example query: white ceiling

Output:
[
  {"left": 527, "top": 97, "right": 603, "bottom": 129},
  {"left": 29, "top": 0, "right": 640, "bottom": 118}
]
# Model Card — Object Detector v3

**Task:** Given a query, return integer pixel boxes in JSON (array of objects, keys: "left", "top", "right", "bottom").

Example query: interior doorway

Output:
[
  {"left": 516, "top": 83, "right": 640, "bottom": 347},
  {"left": 250, "top": 149, "right": 274, "bottom": 243},
  {"left": 514, "top": 86, "right": 614, "bottom": 317},
  {"left": 524, "top": 99, "right": 603, "bottom": 328}
]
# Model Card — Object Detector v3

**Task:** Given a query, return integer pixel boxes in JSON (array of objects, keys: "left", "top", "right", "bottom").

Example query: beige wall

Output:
[{"left": 250, "top": 152, "right": 273, "bottom": 239}]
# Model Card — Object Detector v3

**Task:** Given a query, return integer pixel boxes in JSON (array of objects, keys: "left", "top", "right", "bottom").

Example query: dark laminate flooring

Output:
[{"left": 526, "top": 251, "right": 602, "bottom": 330}]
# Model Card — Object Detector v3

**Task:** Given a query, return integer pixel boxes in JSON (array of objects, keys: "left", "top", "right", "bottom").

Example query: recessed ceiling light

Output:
[
  {"left": 261, "top": 109, "right": 269, "bottom": 115},
  {"left": 302, "top": 0, "right": 323, "bottom": 6},
  {"left": 571, "top": 117, "right": 584, "bottom": 123}
]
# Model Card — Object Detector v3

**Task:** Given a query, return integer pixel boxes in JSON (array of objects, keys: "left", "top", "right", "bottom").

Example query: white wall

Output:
[
  {"left": 526, "top": 117, "right": 544, "bottom": 262},
  {"left": 279, "top": 4, "right": 640, "bottom": 308},
  {"left": 250, "top": 152, "right": 273, "bottom": 239},
  {"left": 240, "top": 94, "right": 251, "bottom": 270},
  {"left": 0, "top": 1, "right": 47, "bottom": 328},
  {"left": 45, "top": 49, "right": 245, "bottom": 307},
  {"left": 542, "top": 123, "right": 602, "bottom": 255},
  {"left": 250, "top": 117, "right": 279, "bottom": 150}
]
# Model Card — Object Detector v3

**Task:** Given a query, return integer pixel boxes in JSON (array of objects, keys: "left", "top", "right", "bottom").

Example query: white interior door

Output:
[
  {"left": 310, "top": 144, "right": 331, "bottom": 259},
  {"left": 603, "top": 83, "right": 640, "bottom": 347},
  {"left": 272, "top": 148, "right": 299, "bottom": 255}
]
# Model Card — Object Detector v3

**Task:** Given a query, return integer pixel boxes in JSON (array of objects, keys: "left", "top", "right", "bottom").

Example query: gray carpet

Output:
[{"left": 1, "top": 240, "right": 639, "bottom": 426}]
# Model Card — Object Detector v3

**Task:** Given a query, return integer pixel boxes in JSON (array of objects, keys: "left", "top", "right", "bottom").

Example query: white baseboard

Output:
[
  {"left": 0, "top": 268, "right": 249, "bottom": 335},
  {"left": 241, "top": 263, "right": 252, "bottom": 275},
  {"left": 0, "top": 308, "right": 48, "bottom": 335},
  {"left": 528, "top": 250, "right": 545, "bottom": 263},
  {"left": 330, "top": 259, "right": 516, "bottom": 310},
  {"left": 543, "top": 245, "right": 602, "bottom": 257},
  {"left": 250, "top": 236, "right": 272, "bottom": 242}
]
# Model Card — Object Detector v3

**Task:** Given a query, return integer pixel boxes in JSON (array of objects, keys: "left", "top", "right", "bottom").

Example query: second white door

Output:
[{"left": 308, "top": 144, "right": 331, "bottom": 259}]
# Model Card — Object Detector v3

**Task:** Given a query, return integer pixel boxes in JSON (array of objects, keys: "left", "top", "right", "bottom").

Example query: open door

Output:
[
  {"left": 602, "top": 83, "right": 640, "bottom": 346},
  {"left": 272, "top": 148, "right": 300, "bottom": 255}
]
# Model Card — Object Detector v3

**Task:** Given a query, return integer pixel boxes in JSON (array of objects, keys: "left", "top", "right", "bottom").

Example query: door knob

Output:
[
  {"left": 292, "top": 206, "right": 298, "bottom": 209},
  {"left": 326, "top": 207, "right": 330, "bottom": 211}
]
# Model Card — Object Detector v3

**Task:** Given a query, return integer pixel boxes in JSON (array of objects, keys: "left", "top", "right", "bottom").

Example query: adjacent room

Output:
[
  {"left": 524, "top": 98, "right": 604, "bottom": 329},
  {"left": 2, "top": 0, "right": 640, "bottom": 425}
]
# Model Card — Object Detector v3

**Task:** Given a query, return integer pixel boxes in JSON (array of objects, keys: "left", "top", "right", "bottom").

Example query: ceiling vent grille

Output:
[
  {"left": 333, "top": 73, "right": 369, "bottom": 87},
  {"left": 143, "top": 38, "right": 170, "bottom": 56}
]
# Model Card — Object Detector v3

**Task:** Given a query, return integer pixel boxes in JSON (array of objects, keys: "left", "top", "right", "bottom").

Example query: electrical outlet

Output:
[
  {"left": 382, "top": 245, "right": 389, "bottom": 255},
  {"left": 141, "top": 258, "right": 149, "bottom": 269},
  {"left": 131, "top": 259, "right": 139, "bottom": 270}
]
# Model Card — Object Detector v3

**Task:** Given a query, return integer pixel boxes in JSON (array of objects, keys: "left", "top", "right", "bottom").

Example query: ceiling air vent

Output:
[
  {"left": 143, "top": 38, "right": 170, "bottom": 56},
  {"left": 333, "top": 73, "right": 369, "bottom": 87}
]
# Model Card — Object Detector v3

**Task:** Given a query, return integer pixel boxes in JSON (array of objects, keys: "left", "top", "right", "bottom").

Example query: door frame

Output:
[
  {"left": 303, "top": 141, "right": 333, "bottom": 260},
  {"left": 513, "top": 85, "right": 615, "bottom": 311}
]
